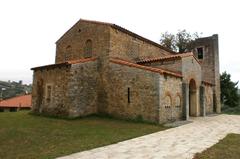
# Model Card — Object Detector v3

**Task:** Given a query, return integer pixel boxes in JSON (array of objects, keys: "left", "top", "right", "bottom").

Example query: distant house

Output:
[{"left": 0, "top": 94, "right": 31, "bottom": 112}]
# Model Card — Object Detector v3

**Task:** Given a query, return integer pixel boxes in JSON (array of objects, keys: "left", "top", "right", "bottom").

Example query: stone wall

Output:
[
  {"left": 181, "top": 56, "right": 202, "bottom": 116},
  {"left": 204, "top": 84, "right": 214, "bottom": 114},
  {"left": 32, "top": 66, "right": 70, "bottom": 116},
  {"left": 31, "top": 19, "right": 220, "bottom": 123},
  {"left": 106, "top": 62, "right": 160, "bottom": 123},
  {"left": 192, "top": 35, "right": 221, "bottom": 113},
  {"left": 181, "top": 56, "right": 202, "bottom": 85},
  {"left": 159, "top": 75, "right": 182, "bottom": 123},
  {"left": 55, "top": 20, "right": 112, "bottom": 114},
  {"left": 141, "top": 59, "right": 182, "bottom": 73},
  {"left": 109, "top": 27, "right": 172, "bottom": 61},
  {"left": 67, "top": 60, "right": 98, "bottom": 117},
  {"left": 55, "top": 21, "right": 110, "bottom": 63},
  {"left": 32, "top": 60, "right": 98, "bottom": 117}
]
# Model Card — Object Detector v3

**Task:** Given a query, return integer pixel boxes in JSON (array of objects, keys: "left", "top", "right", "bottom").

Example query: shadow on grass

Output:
[{"left": 194, "top": 133, "right": 240, "bottom": 159}]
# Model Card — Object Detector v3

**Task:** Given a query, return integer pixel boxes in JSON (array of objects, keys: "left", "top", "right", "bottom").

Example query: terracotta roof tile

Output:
[
  {"left": 57, "top": 19, "right": 175, "bottom": 54},
  {"left": 31, "top": 57, "right": 97, "bottom": 70},
  {"left": 110, "top": 58, "right": 182, "bottom": 78},
  {"left": 136, "top": 52, "right": 198, "bottom": 64},
  {"left": 0, "top": 94, "right": 31, "bottom": 108}
]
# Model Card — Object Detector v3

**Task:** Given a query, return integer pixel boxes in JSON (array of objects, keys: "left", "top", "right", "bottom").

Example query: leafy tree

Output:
[
  {"left": 220, "top": 71, "right": 239, "bottom": 107},
  {"left": 160, "top": 30, "right": 201, "bottom": 53}
]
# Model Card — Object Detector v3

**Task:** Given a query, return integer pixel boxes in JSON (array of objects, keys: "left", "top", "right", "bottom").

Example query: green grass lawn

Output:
[
  {"left": 194, "top": 134, "right": 240, "bottom": 159},
  {"left": 0, "top": 111, "right": 166, "bottom": 159}
]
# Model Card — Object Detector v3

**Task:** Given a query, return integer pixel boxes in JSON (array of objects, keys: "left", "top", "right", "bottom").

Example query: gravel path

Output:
[{"left": 57, "top": 114, "right": 240, "bottom": 159}]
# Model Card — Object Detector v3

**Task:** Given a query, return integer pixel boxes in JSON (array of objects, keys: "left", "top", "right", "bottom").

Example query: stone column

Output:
[
  {"left": 182, "top": 83, "right": 189, "bottom": 120},
  {"left": 200, "top": 85, "right": 206, "bottom": 117}
]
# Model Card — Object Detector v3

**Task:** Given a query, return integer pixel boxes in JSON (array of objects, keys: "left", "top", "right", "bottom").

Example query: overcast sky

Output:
[{"left": 0, "top": 0, "right": 239, "bottom": 86}]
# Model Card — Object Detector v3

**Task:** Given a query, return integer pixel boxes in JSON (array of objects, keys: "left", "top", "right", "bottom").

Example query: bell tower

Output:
[{"left": 192, "top": 34, "right": 221, "bottom": 113}]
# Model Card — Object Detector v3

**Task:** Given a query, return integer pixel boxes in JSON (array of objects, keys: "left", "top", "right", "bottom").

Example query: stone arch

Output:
[
  {"left": 175, "top": 94, "right": 182, "bottom": 119},
  {"left": 175, "top": 94, "right": 181, "bottom": 108},
  {"left": 84, "top": 39, "right": 93, "bottom": 58},
  {"left": 165, "top": 95, "right": 172, "bottom": 108},
  {"left": 164, "top": 92, "right": 172, "bottom": 108},
  {"left": 189, "top": 79, "right": 197, "bottom": 116},
  {"left": 164, "top": 92, "right": 173, "bottom": 121}
]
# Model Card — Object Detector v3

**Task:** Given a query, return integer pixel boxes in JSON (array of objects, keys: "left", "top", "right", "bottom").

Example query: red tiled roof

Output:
[
  {"left": 31, "top": 62, "right": 67, "bottom": 71},
  {"left": 0, "top": 94, "right": 32, "bottom": 108},
  {"left": 31, "top": 57, "right": 97, "bottom": 70},
  {"left": 110, "top": 58, "right": 182, "bottom": 78},
  {"left": 57, "top": 19, "right": 175, "bottom": 54},
  {"left": 136, "top": 52, "right": 199, "bottom": 64}
]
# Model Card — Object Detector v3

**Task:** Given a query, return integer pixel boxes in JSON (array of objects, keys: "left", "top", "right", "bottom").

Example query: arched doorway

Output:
[{"left": 189, "top": 79, "right": 197, "bottom": 116}]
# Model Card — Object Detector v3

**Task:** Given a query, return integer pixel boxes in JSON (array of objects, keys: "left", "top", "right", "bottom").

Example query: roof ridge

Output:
[
  {"left": 0, "top": 94, "right": 31, "bottom": 107},
  {"left": 57, "top": 18, "right": 176, "bottom": 54},
  {"left": 31, "top": 57, "right": 97, "bottom": 70},
  {"left": 136, "top": 52, "right": 200, "bottom": 64},
  {"left": 80, "top": 18, "right": 114, "bottom": 26},
  {"left": 110, "top": 58, "right": 182, "bottom": 78},
  {"left": 110, "top": 24, "right": 175, "bottom": 54},
  {"left": 0, "top": 94, "right": 31, "bottom": 102},
  {"left": 81, "top": 19, "right": 176, "bottom": 54}
]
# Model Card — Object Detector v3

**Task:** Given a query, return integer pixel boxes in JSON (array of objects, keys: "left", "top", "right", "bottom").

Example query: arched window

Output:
[
  {"left": 84, "top": 39, "right": 92, "bottom": 58},
  {"left": 176, "top": 95, "right": 181, "bottom": 108},
  {"left": 65, "top": 45, "right": 72, "bottom": 61},
  {"left": 164, "top": 95, "right": 172, "bottom": 109}
]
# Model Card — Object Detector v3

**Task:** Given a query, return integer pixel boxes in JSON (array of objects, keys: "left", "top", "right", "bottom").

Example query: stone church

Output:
[{"left": 31, "top": 19, "right": 221, "bottom": 123}]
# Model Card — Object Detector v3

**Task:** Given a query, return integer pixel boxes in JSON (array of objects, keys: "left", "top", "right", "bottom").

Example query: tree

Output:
[
  {"left": 160, "top": 30, "right": 200, "bottom": 53},
  {"left": 220, "top": 71, "right": 239, "bottom": 107}
]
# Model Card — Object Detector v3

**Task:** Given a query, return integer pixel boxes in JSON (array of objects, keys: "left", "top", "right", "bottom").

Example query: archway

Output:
[{"left": 189, "top": 79, "right": 197, "bottom": 116}]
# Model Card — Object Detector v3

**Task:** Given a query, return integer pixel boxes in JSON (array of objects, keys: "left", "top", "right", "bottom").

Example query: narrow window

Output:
[
  {"left": 65, "top": 45, "right": 72, "bottom": 61},
  {"left": 128, "top": 87, "right": 130, "bottom": 103},
  {"left": 84, "top": 39, "right": 93, "bottom": 58},
  {"left": 46, "top": 85, "right": 52, "bottom": 102},
  {"left": 197, "top": 47, "right": 203, "bottom": 59},
  {"left": 36, "top": 79, "right": 43, "bottom": 109},
  {"left": 176, "top": 96, "right": 181, "bottom": 108}
]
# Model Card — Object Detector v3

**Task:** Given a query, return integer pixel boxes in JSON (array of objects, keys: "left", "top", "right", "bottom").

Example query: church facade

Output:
[{"left": 31, "top": 19, "right": 221, "bottom": 123}]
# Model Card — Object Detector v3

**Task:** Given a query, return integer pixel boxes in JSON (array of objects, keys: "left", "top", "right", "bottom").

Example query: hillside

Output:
[{"left": 0, "top": 80, "right": 32, "bottom": 100}]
